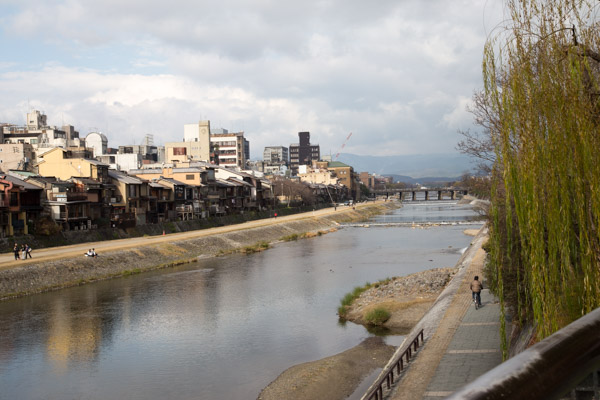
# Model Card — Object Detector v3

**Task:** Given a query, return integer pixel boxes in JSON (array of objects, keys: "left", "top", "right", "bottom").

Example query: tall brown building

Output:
[{"left": 289, "top": 132, "right": 320, "bottom": 175}]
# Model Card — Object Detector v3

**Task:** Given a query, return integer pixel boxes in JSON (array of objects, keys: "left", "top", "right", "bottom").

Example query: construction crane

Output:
[{"left": 334, "top": 132, "right": 352, "bottom": 160}]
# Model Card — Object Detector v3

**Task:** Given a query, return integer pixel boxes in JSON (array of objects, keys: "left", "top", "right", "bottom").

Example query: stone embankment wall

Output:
[{"left": 0, "top": 203, "right": 397, "bottom": 300}]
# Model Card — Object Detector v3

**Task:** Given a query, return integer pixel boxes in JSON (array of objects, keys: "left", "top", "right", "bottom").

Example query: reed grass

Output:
[{"left": 364, "top": 307, "right": 391, "bottom": 326}]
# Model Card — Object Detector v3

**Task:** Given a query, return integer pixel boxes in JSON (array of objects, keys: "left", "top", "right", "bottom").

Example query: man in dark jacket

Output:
[{"left": 470, "top": 275, "right": 483, "bottom": 307}]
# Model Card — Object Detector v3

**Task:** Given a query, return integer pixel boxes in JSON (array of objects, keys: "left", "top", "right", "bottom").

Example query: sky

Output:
[{"left": 0, "top": 0, "right": 505, "bottom": 160}]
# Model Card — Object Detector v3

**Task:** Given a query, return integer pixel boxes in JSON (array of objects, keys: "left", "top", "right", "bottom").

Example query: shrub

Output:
[
  {"left": 281, "top": 233, "right": 300, "bottom": 241},
  {"left": 241, "top": 241, "right": 270, "bottom": 254},
  {"left": 365, "top": 307, "right": 391, "bottom": 325}
]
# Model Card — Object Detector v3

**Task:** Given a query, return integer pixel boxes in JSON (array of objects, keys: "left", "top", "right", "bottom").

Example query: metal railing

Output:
[
  {"left": 446, "top": 307, "right": 600, "bottom": 400},
  {"left": 364, "top": 329, "right": 424, "bottom": 400}
]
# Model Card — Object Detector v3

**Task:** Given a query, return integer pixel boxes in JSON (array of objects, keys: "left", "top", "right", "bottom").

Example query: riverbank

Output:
[
  {"left": 0, "top": 201, "right": 398, "bottom": 300},
  {"left": 343, "top": 267, "right": 459, "bottom": 333}
]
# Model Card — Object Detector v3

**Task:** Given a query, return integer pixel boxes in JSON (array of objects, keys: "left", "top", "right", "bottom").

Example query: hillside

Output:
[{"left": 336, "top": 153, "right": 476, "bottom": 179}]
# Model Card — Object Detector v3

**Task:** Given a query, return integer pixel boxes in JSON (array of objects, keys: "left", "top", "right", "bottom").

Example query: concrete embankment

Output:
[{"left": 0, "top": 202, "right": 398, "bottom": 300}]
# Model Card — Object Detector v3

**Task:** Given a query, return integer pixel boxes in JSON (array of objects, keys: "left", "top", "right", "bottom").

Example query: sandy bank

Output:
[
  {"left": 344, "top": 267, "right": 458, "bottom": 333},
  {"left": 0, "top": 202, "right": 398, "bottom": 300},
  {"left": 258, "top": 337, "right": 395, "bottom": 400}
]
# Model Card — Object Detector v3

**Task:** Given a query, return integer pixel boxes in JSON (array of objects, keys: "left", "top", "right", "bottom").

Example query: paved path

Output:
[
  {"left": 422, "top": 289, "right": 502, "bottom": 399},
  {"left": 388, "top": 229, "right": 503, "bottom": 400}
]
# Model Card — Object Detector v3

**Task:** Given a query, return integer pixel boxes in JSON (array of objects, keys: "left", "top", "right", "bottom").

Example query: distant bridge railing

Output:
[
  {"left": 446, "top": 307, "right": 600, "bottom": 400},
  {"left": 370, "top": 188, "right": 469, "bottom": 201},
  {"left": 363, "top": 329, "right": 424, "bottom": 400}
]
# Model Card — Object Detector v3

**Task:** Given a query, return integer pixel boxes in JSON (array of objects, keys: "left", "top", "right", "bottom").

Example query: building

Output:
[
  {"left": 108, "top": 170, "right": 150, "bottom": 227},
  {"left": 210, "top": 129, "right": 250, "bottom": 168},
  {"left": 165, "top": 121, "right": 219, "bottom": 164},
  {"left": 96, "top": 153, "right": 141, "bottom": 172},
  {"left": 1, "top": 110, "right": 81, "bottom": 156},
  {"left": 118, "top": 135, "right": 161, "bottom": 163},
  {"left": 263, "top": 146, "right": 288, "bottom": 165},
  {"left": 359, "top": 172, "right": 376, "bottom": 189},
  {"left": 36, "top": 147, "right": 110, "bottom": 183},
  {"left": 289, "top": 132, "right": 320, "bottom": 175},
  {"left": 0, "top": 174, "right": 43, "bottom": 236},
  {"left": 297, "top": 164, "right": 339, "bottom": 186},
  {"left": 0, "top": 143, "right": 34, "bottom": 172},
  {"left": 85, "top": 132, "right": 108, "bottom": 157}
]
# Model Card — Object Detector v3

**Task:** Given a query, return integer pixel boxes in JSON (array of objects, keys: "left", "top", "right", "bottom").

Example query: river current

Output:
[{"left": 0, "top": 201, "right": 482, "bottom": 400}]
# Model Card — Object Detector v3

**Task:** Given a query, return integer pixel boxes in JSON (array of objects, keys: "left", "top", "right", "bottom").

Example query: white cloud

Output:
[{"left": 0, "top": 0, "right": 505, "bottom": 158}]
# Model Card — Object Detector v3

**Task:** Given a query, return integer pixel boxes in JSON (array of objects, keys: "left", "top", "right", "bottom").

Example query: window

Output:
[
  {"left": 186, "top": 174, "right": 194, "bottom": 180},
  {"left": 173, "top": 147, "right": 187, "bottom": 156},
  {"left": 128, "top": 185, "right": 137, "bottom": 197}
]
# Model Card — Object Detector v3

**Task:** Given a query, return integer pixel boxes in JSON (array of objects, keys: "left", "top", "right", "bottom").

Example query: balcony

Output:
[
  {"left": 58, "top": 212, "right": 88, "bottom": 220},
  {"left": 49, "top": 193, "right": 88, "bottom": 202}
]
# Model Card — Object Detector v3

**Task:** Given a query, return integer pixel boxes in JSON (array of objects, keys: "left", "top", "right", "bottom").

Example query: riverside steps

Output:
[{"left": 367, "top": 226, "right": 504, "bottom": 400}]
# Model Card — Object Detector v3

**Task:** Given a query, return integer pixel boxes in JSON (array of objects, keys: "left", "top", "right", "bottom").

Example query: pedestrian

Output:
[
  {"left": 13, "top": 243, "right": 20, "bottom": 260},
  {"left": 20, "top": 244, "right": 26, "bottom": 260},
  {"left": 25, "top": 244, "right": 32, "bottom": 259}
]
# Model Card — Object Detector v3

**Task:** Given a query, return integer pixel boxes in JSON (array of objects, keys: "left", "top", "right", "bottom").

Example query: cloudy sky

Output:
[{"left": 0, "top": 0, "right": 504, "bottom": 159}]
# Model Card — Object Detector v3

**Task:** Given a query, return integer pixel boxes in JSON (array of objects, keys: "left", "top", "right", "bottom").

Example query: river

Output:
[{"left": 0, "top": 201, "right": 482, "bottom": 400}]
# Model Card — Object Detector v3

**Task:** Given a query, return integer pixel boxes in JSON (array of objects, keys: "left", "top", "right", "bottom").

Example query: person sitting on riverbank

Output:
[{"left": 85, "top": 249, "right": 97, "bottom": 257}]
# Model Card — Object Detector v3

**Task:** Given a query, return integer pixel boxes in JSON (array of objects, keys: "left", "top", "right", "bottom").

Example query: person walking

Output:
[
  {"left": 13, "top": 243, "right": 20, "bottom": 260},
  {"left": 470, "top": 275, "right": 483, "bottom": 307},
  {"left": 20, "top": 244, "right": 26, "bottom": 260},
  {"left": 25, "top": 244, "right": 32, "bottom": 259}
]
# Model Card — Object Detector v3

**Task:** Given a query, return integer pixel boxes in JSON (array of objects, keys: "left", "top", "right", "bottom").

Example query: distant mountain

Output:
[
  {"left": 336, "top": 153, "right": 477, "bottom": 180},
  {"left": 385, "top": 175, "right": 460, "bottom": 185}
]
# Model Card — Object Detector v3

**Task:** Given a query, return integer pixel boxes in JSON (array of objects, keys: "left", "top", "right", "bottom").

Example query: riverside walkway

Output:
[
  {"left": 386, "top": 228, "right": 503, "bottom": 400},
  {"left": 422, "top": 288, "right": 502, "bottom": 399}
]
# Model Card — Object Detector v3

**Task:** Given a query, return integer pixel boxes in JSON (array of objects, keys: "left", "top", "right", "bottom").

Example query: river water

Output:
[{"left": 0, "top": 201, "right": 482, "bottom": 400}]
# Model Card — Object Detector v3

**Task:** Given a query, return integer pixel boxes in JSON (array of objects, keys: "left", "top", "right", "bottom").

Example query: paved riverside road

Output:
[
  {"left": 387, "top": 229, "right": 504, "bottom": 400},
  {"left": 422, "top": 289, "right": 502, "bottom": 399},
  {"left": 0, "top": 202, "right": 382, "bottom": 270}
]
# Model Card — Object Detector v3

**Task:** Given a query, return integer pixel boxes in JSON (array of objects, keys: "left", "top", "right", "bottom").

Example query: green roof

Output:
[{"left": 327, "top": 161, "right": 351, "bottom": 168}]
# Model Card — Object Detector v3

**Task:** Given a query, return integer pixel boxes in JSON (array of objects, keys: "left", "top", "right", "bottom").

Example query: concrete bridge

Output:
[{"left": 371, "top": 187, "right": 469, "bottom": 201}]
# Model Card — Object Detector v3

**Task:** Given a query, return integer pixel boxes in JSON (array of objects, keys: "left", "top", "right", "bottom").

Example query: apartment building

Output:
[
  {"left": 210, "top": 129, "right": 250, "bottom": 168},
  {"left": 289, "top": 131, "right": 320, "bottom": 175},
  {"left": 263, "top": 146, "right": 289, "bottom": 165}
]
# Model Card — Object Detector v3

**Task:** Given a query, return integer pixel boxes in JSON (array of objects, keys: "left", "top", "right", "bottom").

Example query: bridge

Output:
[{"left": 370, "top": 187, "right": 469, "bottom": 201}]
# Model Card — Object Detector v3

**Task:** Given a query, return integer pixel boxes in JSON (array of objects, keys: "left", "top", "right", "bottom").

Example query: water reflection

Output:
[{"left": 0, "top": 202, "right": 482, "bottom": 400}]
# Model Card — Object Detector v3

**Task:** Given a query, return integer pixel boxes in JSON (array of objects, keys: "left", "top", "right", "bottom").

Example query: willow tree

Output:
[{"left": 482, "top": 0, "right": 600, "bottom": 350}]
